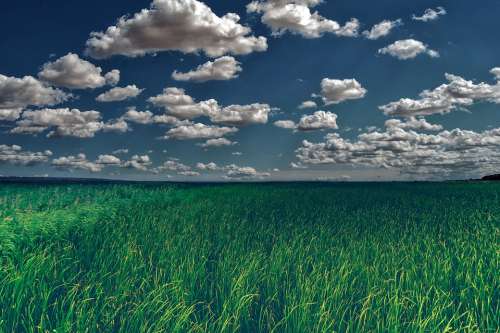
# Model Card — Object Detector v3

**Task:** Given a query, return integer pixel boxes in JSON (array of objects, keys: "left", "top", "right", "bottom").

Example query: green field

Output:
[{"left": 0, "top": 182, "right": 498, "bottom": 332}]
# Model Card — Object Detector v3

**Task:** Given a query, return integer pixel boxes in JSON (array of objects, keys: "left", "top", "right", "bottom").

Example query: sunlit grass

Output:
[{"left": 0, "top": 182, "right": 498, "bottom": 332}]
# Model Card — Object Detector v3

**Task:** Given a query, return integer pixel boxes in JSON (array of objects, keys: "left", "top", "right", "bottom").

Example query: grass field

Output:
[{"left": 0, "top": 182, "right": 498, "bottom": 332}]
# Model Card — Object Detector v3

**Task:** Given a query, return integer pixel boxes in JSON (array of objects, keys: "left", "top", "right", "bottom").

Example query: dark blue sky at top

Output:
[{"left": 1, "top": 0, "right": 500, "bottom": 180}]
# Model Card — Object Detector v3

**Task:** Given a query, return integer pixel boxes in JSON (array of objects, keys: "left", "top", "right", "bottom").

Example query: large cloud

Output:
[
  {"left": 379, "top": 70, "right": 500, "bottom": 117},
  {"left": 296, "top": 117, "right": 500, "bottom": 178},
  {"left": 378, "top": 39, "right": 439, "bottom": 60},
  {"left": 320, "top": 78, "right": 367, "bottom": 105},
  {"left": 247, "top": 0, "right": 360, "bottom": 38},
  {"left": 96, "top": 85, "right": 143, "bottom": 102},
  {"left": 172, "top": 56, "right": 242, "bottom": 82},
  {"left": 38, "top": 53, "right": 120, "bottom": 89},
  {"left": 0, "top": 74, "right": 69, "bottom": 114},
  {"left": 11, "top": 108, "right": 126, "bottom": 138},
  {"left": 148, "top": 87, "right": 271, "bottom": 125},
  {"left": 362, "top": 19, "right": 402, "bottom": 40},
  {"left": 163, "top": 123, "right": 238, "bottom": 140},
  {"left": 0, "top": 145, "right": 52, "bottom": 166},
  {"left": 53, "top": 153, "right": 151, "bottom": 172},
  {"left": 412, "top": 7, "right": 446, "bottom": 22},
  {"left": 274, "top": 111, "right": 338, "bottom": 131},
  {"left": 85, "top": 0, "right": 267, "bottom": 59}
]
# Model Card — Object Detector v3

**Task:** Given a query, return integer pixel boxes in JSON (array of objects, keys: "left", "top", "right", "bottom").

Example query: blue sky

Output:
[{"left": 1, "top": 0, "right": 500, "bottom": 181}]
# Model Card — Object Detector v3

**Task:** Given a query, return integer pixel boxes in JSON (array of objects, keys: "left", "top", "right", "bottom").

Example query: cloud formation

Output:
[
  {"left": 296, "top": 117, "right": 500, "bottom": 178},
  {"left": 11, "top": 108, "right": 126, "bottom": 138},
  {"left": 38, "top": 53, "right": 120, "bottom": 89},
  {"left": 0, "top": 145, "right": 52, "bottom": 166},
  {"left": 320, "top": 78, "right": 367, "bottom": 105},
  {"left": 247, "top": 0, "right": 360, "bottom": 38},
  {"left": 0, "top": 74, "right": 69, "bottom": 113},
  {"left": 412, "top": 7, "right": 446, "bottom": 22},
  {"left": 378, "top": 39, "right": 439, "bottom": 60},
  {"left": 163, "top": 123, "right": 238, "bottom": 140},
  {"left": 363, "top": 19, "right": 402, "bottom": 40},
  {"left": 149, "top": 87, "right": 271, "bottom": 125},
  {"left": 96, "top": 85, "right": 143, "bottom": 102},
  {"left": 172, "top": 56, "right": 242, "bottom": 82},
  {"left": 379, "top": 70, "right": 500, "bottom": 117},
  {"left": 85, "top": 0, "right": 267, "bottom": 59}
]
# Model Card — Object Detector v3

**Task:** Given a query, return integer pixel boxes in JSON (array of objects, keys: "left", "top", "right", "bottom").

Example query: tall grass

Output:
[{"left": 0, "top": 182, "right": 498, "bottom": 332}]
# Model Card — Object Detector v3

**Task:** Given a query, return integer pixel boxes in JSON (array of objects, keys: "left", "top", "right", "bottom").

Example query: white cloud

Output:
[
  {"left": 209, "top": 104, "right": 270, "bottom": 126},
  {"left": 112, "top": 148, "right": 129, "bottom": 155},
  {"left": 198, "top": 138, "right": 237, "bottom": 148},
  {"left": 122, "top": 155, "right": 152, "bottom": 171},
  {"left": 0, "top": 108, "right": 23, "bottom": 121},
  {"left": 362, "top": 19, "right": 402, "bottom": 40},
  {"left": 149, "top": 87, "right": 271, "bottom": 125},
  {"left": 85, "top": 0, "right": 267, "bottom": 59},
  {"left": 224, "top": 164, "right": 270, "bottom": 179},
  {"left": 38, "top": 53, "right": 120, "bottom": 89},
  {"left": 52, "top": 154, "right": 103, "bottom": 172},
  {"left": 148, "top": 87, "right": 218, "bottom": 119},
  {"left": 297, "top": 111, "right": 338, "bottom": 131},
  {"left": 385, "top": 117, "right": 443, "bottom": 131},
  {"left": 196, "top": 162, "right": 220, "bottom": 171},
  {"left": 378, "top": 39, "right": 439, "bottom": 60},
  {"left": 172, "top": 56, "right": 242, "bottom": 82},
  {"left": 320, "top": 78, "right": 367, "bottom": 105},
  {"left": 11, "top": 108, "right": 126, "bottom": 138},
  {"left": 0, "top": 74, "right": 69, "bottom": 111},
  {"left": 274, "top": 120, "right": 297, "bottom": 129},
  {"left": 0, "top": 144, "right": 52, "bottom": 166},
  {"left": 296, "top": 117, "right": 500, "bottom": 178},
  {"left": 163, "top": 123, "right": 238, "bottom": 140},
  {"left": 96, "top": 85, "right": 143, "bottom": 102},
  {"left": 412, "top": 7, "right": 446, "bottom": 22},
  {"left": 298, "top": 100, "right": 317, "bottom": 109},
  {"left": 379, "top": 70, "right": 500, "bottom": 117},
  {"left": 247, "top": 0, "right": 360, "bottom": 38}
]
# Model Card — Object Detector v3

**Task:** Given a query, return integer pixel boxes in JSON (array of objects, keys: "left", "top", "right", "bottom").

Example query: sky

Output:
[{"left": 2, "top": 0, "right": 500, "bottom": 181}]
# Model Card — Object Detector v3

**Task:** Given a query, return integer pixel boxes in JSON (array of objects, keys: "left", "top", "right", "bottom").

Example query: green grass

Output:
[{"left": 0, "top": 182, "right": 498, "bottom": 332}]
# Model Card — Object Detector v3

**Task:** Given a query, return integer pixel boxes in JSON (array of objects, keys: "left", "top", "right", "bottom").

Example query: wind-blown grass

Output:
[{"left": 0, "top": 182, "right": 498, "bottom": 332}]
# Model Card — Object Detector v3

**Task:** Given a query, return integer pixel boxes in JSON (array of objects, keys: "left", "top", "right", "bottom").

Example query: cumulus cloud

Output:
[
  {"left": 122, "top": 155, "right": 152, "bottom": 171},
  {"left": 148, "top": 87, "right": 271, "bottom": 125},
  {"left": 297, "top": 111, "right": 338, "bottom": 130},
  {"left": 362, "top": 19, "right": 402, "bottom": 40},
  {"left": 120, "top": 106, "right": 191, "bottom": 127},
  {"left": 52, "top": 153, "right": 150, "bottom": 172},
  {"left": 96, "top": 85, "right": 143, "bottom": 102},
  {"left": 0, "top": 145, "right": 52, "bottom": 166},
  {"left": 52, "top": 154, "right": 103, "bottom": 172},
  {"left": 0, "top": 108, "right": 23, "bottom": 121},
  {"left": 224, "top": 164, "right": 270, "bottom": 179},
  {"left": 209, "top": 103, "right": 270, "bottom": 126},
  {"left": 163, "top": 123, "right": 238, "bottom": 140},
  {"left": 85, "top": 0, "right": 267, "bottom": 59},
  {"left": 38, "top": 53, "right": 120, "bottom": 89},
  {"left": 298, "top": 100, "right": 317, "bottom": 109},
  {"left": 247, "top": 0, "right": 360, "bottom": 38},
  {"left": 0, "top": 74, "right": 69, "bottom": 112},
  {"left": 296, "top": 117, "right": 500, "bottom": 178},
  {"left": 412, "top": 7, "right": 446, "bottom": 22},
  {"left": 274, "top": 111, "right": 338, "bottom": 131},
  {"left": 379, "top": 70, "right": 500, "bottom": 117},
  {"left": 320, "top": 78, "right": 367, "bottom": 105},
  {"left": 172, "top": 56, "right": 242, "bottom": 82},
  {"left": 198, "top": 137, "right": 237, "bottom": 148},
  {"left": 11, "top": 108, "right": 126, "bottom": 138},
  {"left": 385, "top": 117, "right": 443, "bottom": 131},
  {"left": 274, "top": 120, "right": 297, "bottom": 129},
  {"left": 378, "top": 39, "right": 439, "bottom": 60},
  {"left": 196, "top": 162, "right": 220, "bottom": 171}
]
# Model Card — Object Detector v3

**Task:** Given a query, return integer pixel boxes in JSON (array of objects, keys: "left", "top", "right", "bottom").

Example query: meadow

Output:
[{"left": 0, "top": 182, "right": 498, "bottom": 332}]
